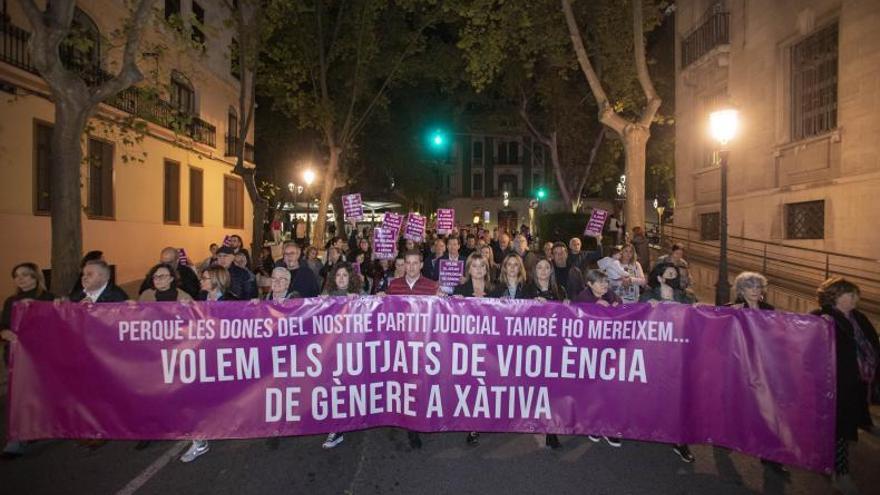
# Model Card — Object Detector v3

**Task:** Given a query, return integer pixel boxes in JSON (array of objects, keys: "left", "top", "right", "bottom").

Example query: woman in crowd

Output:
[
  {"left": 1, "top": 262, "right": 55, "bottom": 458},
  {"left": 265, "top": 267, "right": 294, "bottom": 302},
  {"left": 574, "top": 269, "right": 622, "bottom": 306},
  {"left": 452, "top": 253, "right": 494, "bottom": 446},
  {"left": 304, "top": 246, "right": 323, "bottom": 281},
  {"left": 319, "top": 246, "right": 343, "bottom": 283},
  {"left": 812, "top": 277, "right": 879, "bottom": 494},
  {"left": 180, "top": 266, "right": 235, "bottom": 463},
  {"left": 320, "top": 262, "right": 363, "bottom": 450},
  {"left": 614, "top": 244, "right": 646, "bottom": 304},
  {"left": 368, "top": 258, "right": 394, "bottom": 295},
  {"left": 639, "top": 262, "right": 696, "bottom": 463},
  {"left": 520, "top": 257, "right": 566, "bottom": 449},
  {"left": 489, "top": 254, "right": 527, "bottom": 299},
  {"left": 542, "top": 241, "right": 554, "bottom": 261},
  {"left": 139, "top": 263, "right": 193, "bottom": 302},
  {"left": 258, "top": 247, "right": 275, "bottom": 276},
  {"left": 480, "top": 245, "right": 500, "bottom": 283}
]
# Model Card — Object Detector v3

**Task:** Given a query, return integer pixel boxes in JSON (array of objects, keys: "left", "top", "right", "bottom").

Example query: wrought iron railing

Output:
[
  {"left": 225, "top": 135, "right": 255, "bottom": 162},
  {"left": 1, "top": 17, "right": 216, "bottom": 147},
  {"left": 681, "top": 12, "right": 730, "bottom": 68}
]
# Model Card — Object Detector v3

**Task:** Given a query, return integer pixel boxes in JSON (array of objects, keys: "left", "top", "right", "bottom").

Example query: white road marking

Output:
[{"left": 115, "top": 441, "right": 189, "bottom": 495}]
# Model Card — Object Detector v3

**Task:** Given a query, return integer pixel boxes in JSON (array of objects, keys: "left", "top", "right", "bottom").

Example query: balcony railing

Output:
[
  {"left": 225, "top": 135, "right": 255, "bottom": 162},
  {"left": 1, "top": 17, "right": 216, "bottom": 147},
  {"left": 681, "top": 12, "right": 730, "bottom": 68}
]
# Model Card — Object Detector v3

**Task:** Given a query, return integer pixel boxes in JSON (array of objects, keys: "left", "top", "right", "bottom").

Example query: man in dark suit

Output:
[
  {"left": 421, "top": 238, "right": 446, "bottom": 281},
  {"left": 69, "top": 260, "right": 129, "bottom": 303},
  {"left": 215, "top": 246, "right": 256, "bottom": 300}
]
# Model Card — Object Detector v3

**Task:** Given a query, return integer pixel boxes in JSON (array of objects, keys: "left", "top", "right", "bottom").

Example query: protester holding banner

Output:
[
  {"left": 70, "top": 260, "right": 129, "bottom": 304},
  {"left": 490, "top": 254, "right": 527, "bottom": 299},
  {"left": 138, "top": 264, "right": 194, "bottom": 303},
  {"left": 0, "top": 262, "right": 54, "bottom": 458},
  {"left": 638, "top": 262, "right": 697, "bottom": 463},
  {"left": 275, "top": 242, "right": 319, "bottom": 298},
  {"left": 197, "top": 266, "right": 234, "bottom": 302},
  {"left": 812, "top": 277, "right": 879, "bottom": 493},
  {"left": 265, "top": 267, "right": 294, "bottom": 302},
  {"left": 574, "top": 270, "right": 621, "bottom": 307},
  {"left": 613, "top": 244, "right": 646, "bottom": 304}
]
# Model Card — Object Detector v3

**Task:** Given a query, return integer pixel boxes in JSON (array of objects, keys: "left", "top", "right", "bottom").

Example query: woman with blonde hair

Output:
[
  {"left": 453, "top": 253, "right": 493, "bottom": 298},
  {"left": 489, "top": 253, "right": 527, "bottom": 299}
]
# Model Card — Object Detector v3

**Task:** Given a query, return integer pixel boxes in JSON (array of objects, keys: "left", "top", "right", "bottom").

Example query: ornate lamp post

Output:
[
  {"left": 709, "top": 106, "right": 739, "bottom": 305},
  {"left": 653, "top": 197, "right": 665, "bottom": 246}
]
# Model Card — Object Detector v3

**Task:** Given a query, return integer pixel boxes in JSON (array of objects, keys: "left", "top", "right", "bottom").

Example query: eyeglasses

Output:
[
  {"left": 153, "top": 273, "right": 171, "bottom": 279},
  {"left": 271, "top": 277, "right": 290, "bottom": 283},
  {"left": 283, "top": 251, "right": 298, "bottom": 256}
]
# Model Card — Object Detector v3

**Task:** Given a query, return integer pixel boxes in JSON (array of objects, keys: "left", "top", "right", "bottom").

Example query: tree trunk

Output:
[
  {"left": 623, "top": 124, "right": 649, "bottom": 232},
  {"left": 312, "top": 146, "right": 341, "bottom": 249},
  {"left": 50, "top": 100, "right": 91, "bottom": 294},
  {"left": 547, "top": 133, "right": 574, "bottom": 208},
  {"left": 330, "top": 189, "right": 345, "bottom": 237},
  {"left": 240, "top": 168, "right": 267, "bottom": 260}
]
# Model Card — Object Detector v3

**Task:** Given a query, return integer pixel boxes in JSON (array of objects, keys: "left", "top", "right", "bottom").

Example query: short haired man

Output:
[
  {"left": 275, "top": 242, "right": 320, "bottom": 297},
  {"left": 385, "top": 250, "right": 439, "bottom": 449},
  {"left": 568, "top": 233, "right": 604, "bottom": 271},
  {"left": 215, "top": 246, "right": 256, "bottom": 299},
  {"left": 551, "top": 242, "right": 585, "bottom": 297},
  {"left": 70, "top": 260, "right": 129, "bottom": 303},
  {"left": 422, "top": 238, "right": 446, "bottom": 281}
]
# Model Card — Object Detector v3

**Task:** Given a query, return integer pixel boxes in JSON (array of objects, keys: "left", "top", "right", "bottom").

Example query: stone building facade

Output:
[{"left": 0, "top": 0, "right": 254, "bottom": 295}]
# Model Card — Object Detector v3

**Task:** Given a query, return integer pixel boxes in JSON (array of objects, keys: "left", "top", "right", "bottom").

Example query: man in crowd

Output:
[
  {"left": 385, "top": 250, "right": 440, "bottom": 449},
  {"left": 215, "top": 246, "right": 256, "bottom": 300},
  {"left": 568, "top": 233, "right": 604, "bottom": 271},
  {"left": 551, "top": 242, "right": 585, "bottom": 297},
  {"left": 138, "top": 247, "right": 199, "bottom": 298},
  {"left": 276, "top": 242, "right": 320, "bottom": 297},
  {"left": 461, "top": 234, "right": 477, "bottom": 259},
  {"left": 70, "top": 260, "right": 129, "bottom": 303},
  {"left": 227, "top": 234, "right": 250, "bottom": 259},
  {"left": 492, "top": 232, "right": 514, "bottom": 265},
  {"left": 512, "top": 234, "right": 538, "bottom": 274},
  {"left": 199, "top": 243, "right": 219, "bottom": 273},
  {"left": 630, "top": 226, "right": 651, "bottom": 273},
  {"left": 422, "top": 237, "right": 446, "bottom": 281}
]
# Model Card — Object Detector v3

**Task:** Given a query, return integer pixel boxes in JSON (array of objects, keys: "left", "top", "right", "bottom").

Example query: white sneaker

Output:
[
  {"left": 603, "top": 436, "right": 623, "bottom": 448},
  {"left": 587, "top": 435, "right": 601, "bottom": 443},
  {"left": 322, "top": 433, "right": 344, "bottom": 449},
  {"left": 180, "top": 440, "right": 209, "bottom": 463}
]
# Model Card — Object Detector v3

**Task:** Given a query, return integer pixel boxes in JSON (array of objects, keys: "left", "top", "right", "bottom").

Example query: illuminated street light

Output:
[
  {"left": 710, "top": 105, "right": 740, "bottom": 305},
  {"left": 303, "top": 169, "right": 316, "bottom": 186}
]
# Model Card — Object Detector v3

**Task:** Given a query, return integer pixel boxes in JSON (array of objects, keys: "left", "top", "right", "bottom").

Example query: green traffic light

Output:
[
  {"left": 430, "top": 130, "right": 445, "bottom": 148},
  {"left": 536, "top": 188, "right": 546, "bottom": 199}
]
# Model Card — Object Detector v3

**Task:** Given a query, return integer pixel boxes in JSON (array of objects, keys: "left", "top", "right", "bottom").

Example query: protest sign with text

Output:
[
  {"left": 404, "top": 214, "right": 426, "bottom": 242},
  {"left": 436, "top": 209, "right": 455, "bottom": 235},
  {"left": 342, "top": 193, "right": 364, "bottom": 222},
  {"left": 584, "top": 209, "right": 608, "bottom": 236}
]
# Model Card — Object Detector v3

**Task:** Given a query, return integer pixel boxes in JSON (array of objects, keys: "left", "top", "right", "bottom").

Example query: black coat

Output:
[
  {"left": 488, "top": 282, "right": 526, "bottom": 299},
  {"left": 812, "top": 306, "right": 880, "bottom": 440},
  {"left": 452, "top": 280, "right": 492, "bottom": 298},
  {"left": 2, "top": 288, "right": 56, "bottom": 366},
  {"left": 521, "top": 282, "right": 566, "bottom": 301},
  {"left": 70, "top": 283, "right": 129, "bottom": 303},
  {"left": 138, "top": 265, "right": 200, "bottom": 299}
]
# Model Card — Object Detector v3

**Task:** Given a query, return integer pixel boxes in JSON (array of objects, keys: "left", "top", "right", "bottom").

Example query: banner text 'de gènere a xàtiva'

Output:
[{"left": 8, "top": 297, "right": 835, "bottom": 472}]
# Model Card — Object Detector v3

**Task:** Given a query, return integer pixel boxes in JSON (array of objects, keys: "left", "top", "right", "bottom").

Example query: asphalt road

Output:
[{"left": 2, "top": 400, "right": 879, "bottom": 495}]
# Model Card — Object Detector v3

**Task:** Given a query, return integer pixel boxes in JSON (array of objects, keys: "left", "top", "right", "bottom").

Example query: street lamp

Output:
[
  {"left": 653, "top": 197, "right": 665, "bottom": 246},
  {"left": 303, "top": 168, "right": 316, "bottom": 245},
  {"left": 709, "top": 106, "right": 739, "bottom": 305}
]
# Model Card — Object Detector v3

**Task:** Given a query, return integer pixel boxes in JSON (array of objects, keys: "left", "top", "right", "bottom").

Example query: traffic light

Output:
[
  {"left": 427, "top": 129, "right": 448, "bottom": 152},
  {"left": 536, "top": 188, "right": 546, "bottom": 200}
]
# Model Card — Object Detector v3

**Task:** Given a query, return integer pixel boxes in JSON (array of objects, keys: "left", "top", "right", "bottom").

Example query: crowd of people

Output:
[{"left": 0, "top": 225, "right": 877, "bottom": 493}]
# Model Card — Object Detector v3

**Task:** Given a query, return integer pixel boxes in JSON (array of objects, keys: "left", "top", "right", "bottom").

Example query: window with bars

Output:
[
  {"left": 191, "top": 1, "right": 206, "bottom": 45},
  {"left": 224, "top": 175, "right": 244, "bottom": 229},
  {"left": 170, "top": 71, "right": 195, "bottom": 115},
  {"left": 700, "top": 212, "right": 720, "bottom": 241},
  {"left": 87, "top": 138, "right": 114, "bottom": 218},
  {"left": 189, "top": 167, "right": 203, "bottom": 225},
  {"left": 786, "top": 200, "right": 824, "bottom": 239},
  {"left": 163, "top": 160, "right": 180, "bottom": 224},
  {"left": 34, "top": 121, "right": 52, "bottom": 214},
  {"left": 791, "top": 23, "right": 838, "bottom": 141}
]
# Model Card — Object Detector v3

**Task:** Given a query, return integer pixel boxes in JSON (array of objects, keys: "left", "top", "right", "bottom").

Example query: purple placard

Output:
[
  {"left": 382, "top": 212, "right": 403, "bottom": 235},
  {"left": 342, "top": 193, "right": 364, "bottom": 222},
  {"left": 177, "top": 248, "right": 190, "bottom": 267},
  {"left": 438, "top": 259, "right": 464, "bottom": 293},
  {"left": 8, "top": 300, "right": 835, "bottom": 473},
  {"left": 372, "top": 228, "right": 397, "bottom": 260},
  {"left": 222, "top": 235, "right": 233, "bottom": 247},
  {"left": 436, "top": 208, "right": 455, "bottom": 235},
  {"left": 404, "top": 213, "right": 426, "bottom": 242},
  {"left": 584, "top": 208, "right": 609, "bottom": 236}
]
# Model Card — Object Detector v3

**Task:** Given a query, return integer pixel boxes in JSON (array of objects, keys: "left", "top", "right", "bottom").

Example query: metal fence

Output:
[{"left": 681, "top": 12, "right": 730, "bottom": 68}]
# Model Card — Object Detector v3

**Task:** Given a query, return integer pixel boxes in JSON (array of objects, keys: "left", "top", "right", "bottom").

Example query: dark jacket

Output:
[
  {"left": 227, "top": 264, "right": 257, "bottom": 300},
  {"left": 521, "top": 282, "right": 566, "bottom": 301},
  {"left": 2, "top": 288, "right": 56, "bottom": 366},
  {"left": 568, "top": 245, "right": 604, "bottom": 272},
  {"left": 69, "top": 283, "right": 129, "bottom": 303},
  {"left": 553, "top": 263, "right": 585, "bottom": 300},
  {"left": 196, "top": 291, "right": 236, "bottom": 301},
  {"left": 489, "top": 282, "right": 526, "bottom": 299},
  {"left": 275, "top": 260, "right": 320, "bottom": 298},
  {"left": 574, "top": 288, "right": 621, "bottom": 305},
  {"left": 138, "top": 264, "right": 200, "bottom": 299},
  {"left": 638, "top": 286, "right": 695, "bottom": 304},
  {"left": 725, "top": 298, "right": 775, "bottom": 310},
  {"left": 422, "top": 254, "right": 443, "bottom": 281},
  {"left": 812, "top": 306, "right": 880, "bottom": 440},
  {"left": 452, "top": 279, "right": 492, "bottom": 298}
]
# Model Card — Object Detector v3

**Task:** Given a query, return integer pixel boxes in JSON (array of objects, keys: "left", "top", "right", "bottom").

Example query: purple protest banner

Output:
[
  {"left": 372, "top": 227, "right": 397, "bottom": 260},
  {"left": 436, "top": 208, "right": 455, "bottom": 235},
  {"left": 342, "top": 193, "right": 364, "bottom": 222},
  {"left": 177, "top": 248, "right": 190, "bottom": 267},
  {"left": 438, "top": 260, "right": 464, "bottom": 294},
  {"left": 222, "top": 235, "right": 233, "bottom": 247},
  {"left": 584, "top": 208, "right": 608, "bottom": 236},
  {"left": 404, "top": 213, "right": 426, "bottom": 242},
  {"left": 382, "top": 212, "right": 403, "bottom": 235},
  {"left": 7, "top": 300, "right": 835, "bottom": 472}
]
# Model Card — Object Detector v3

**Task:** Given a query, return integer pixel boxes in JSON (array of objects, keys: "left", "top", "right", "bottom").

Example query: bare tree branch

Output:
[
  {"left": 572, "top": 127, "right": 605, "bottom": 205},
  {"left": 90, "top": 0, "right": 157, "bottom": 106},
  {"left": 632, "top": 0, "right": 661, "bottom": 128}
]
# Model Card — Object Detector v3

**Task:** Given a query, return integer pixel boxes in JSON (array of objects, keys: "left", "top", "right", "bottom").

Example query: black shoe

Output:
[
  {"left": 761, "top": 459, "right": 790, "bottom": 480},
  {"left": 134, "top": 440, "right": 152, "bottom": 451},
  {"left": 545, "top": 434, "right": 561, "bottom": 449},
  {"left": 266, "top": 437, "right": 280, "bottom": 450},
  {"left": 672, "top": 444, "right": 695, "bottom": 463},
  {"left": 407, "top": 431, "right": 422, "bottom": 449},
  {"left": 466, "top": 432, "right": 480, "bottom": 446}
]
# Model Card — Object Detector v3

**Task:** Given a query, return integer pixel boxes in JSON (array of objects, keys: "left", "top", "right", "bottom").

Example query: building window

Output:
[
  {"left": 472, "top": 140, "right": 483, "bottom": 166},
  {"left": 163, "top": 160, "right": 181, "bottom": 224},
  {"left": 509, "top": 142, "right": 519, "bottom": 164},
  {"left": 700, "top": 212, "right": 720, "bottom": 241},
  {"left": 226, "top": 107, "right": 239, "bottom": 156},
  {"left": 224, "top": 175, "right": 244, "bottom": 229},
  {"left": 34, "top": 122, "right": 52, "bottom": 214},
  {"left": 230, "top": 38, "right": 241, "bottom": 79},
  {"left": 191, "top": 1, "right": 206, "bottom": 45},
  {"left": 791, "top": 23, "right": 838, "bottom": 141},
  {"left": 62, "top": 8, "right": 101, "bottom": 73},
  {"left": 785, "top": 200, "right": 824, "bottom": 239},
  {"left": 87, "top": 138, "right": 114, "bottom": 218},
  {"left": 164, "top": 0, "right": 181, "bottom": 20},
  {"left": 472, "top": 173, "right": 483, "bottom": 196},
  {"left": 170, "top": 71, "right": 195, "bottom": 116},
  {"left": 498, "top": 174, "right": 518, "bottom": 196},
  {"left": 189, "top": 167, "right": 204, "bottom": 225}
]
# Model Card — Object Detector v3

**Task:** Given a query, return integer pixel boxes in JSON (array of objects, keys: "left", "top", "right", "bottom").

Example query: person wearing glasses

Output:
[{"left": 138, "top": 263, "right": 194, "bottom": 302}]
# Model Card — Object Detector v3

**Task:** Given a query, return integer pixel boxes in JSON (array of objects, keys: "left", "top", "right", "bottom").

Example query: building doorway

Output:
[{"left": 498, "top": 209, "right": 518, "bottom": 235}]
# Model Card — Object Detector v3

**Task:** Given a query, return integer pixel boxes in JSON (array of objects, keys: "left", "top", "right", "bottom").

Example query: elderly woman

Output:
[
  {"left": 729, "top": 272, "right": 773, "bottom": 310},
  {"left": 139, "top": 263, "right": 193, "bottom": 302},
  {"left": 196, "top": 266, "right": 234, "bottom": 302},
  {"left": 812, "top": 278, "right": 879, "bottom": 493},
  {"left": 266, "top": 267, "right": 294, "bottom": 302},
  {"left": 574, "top": 269, "right": 622, "bottom": 306}
]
